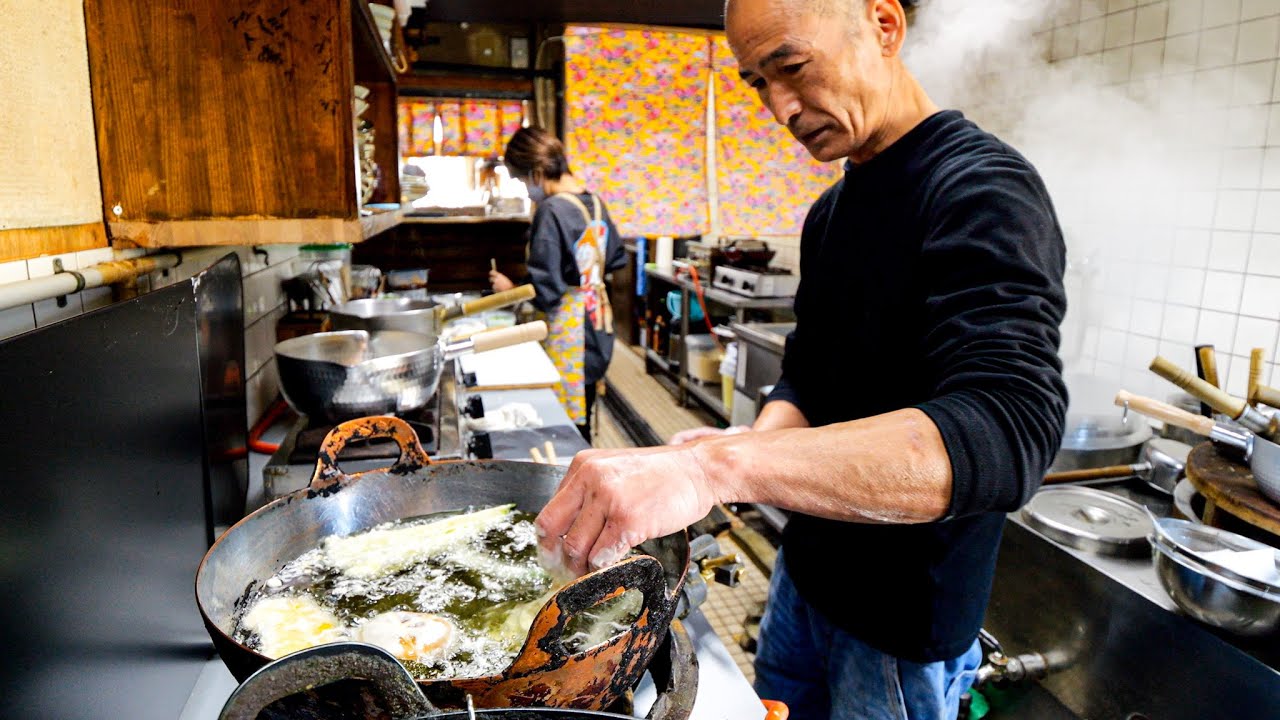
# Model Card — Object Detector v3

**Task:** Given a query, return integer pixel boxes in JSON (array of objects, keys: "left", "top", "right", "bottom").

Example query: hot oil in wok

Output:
[{"left": 231, "top": 506, "right": 641, "bottom": 681}]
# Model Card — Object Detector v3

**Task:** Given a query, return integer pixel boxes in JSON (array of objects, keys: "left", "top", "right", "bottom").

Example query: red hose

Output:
[
  {"left": 687, "top": 266, "right": 725, "bottom": 351},
  {"left": 248, "top": 397, "right": 290, "bottom": 454}
]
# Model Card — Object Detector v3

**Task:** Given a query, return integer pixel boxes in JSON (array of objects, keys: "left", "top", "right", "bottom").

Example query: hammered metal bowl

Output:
[{"left": 274, "top": 330, "right": 440, "bottom": 422}]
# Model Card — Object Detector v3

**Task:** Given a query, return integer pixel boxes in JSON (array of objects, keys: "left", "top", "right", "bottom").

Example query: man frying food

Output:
[{"left": 537, "top": 1, "right": 1068, "bottom": 717}]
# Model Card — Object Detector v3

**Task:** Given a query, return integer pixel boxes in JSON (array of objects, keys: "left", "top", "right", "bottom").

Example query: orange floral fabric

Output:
[
  {"left": 398, "top": 99, "right": 528, "bottom": 158},
  {"left": 564, "top": 27, "right": 710, "bottom": 237},
  {"left": 711, "top": 36, "right": 842, "bottom": 236}
]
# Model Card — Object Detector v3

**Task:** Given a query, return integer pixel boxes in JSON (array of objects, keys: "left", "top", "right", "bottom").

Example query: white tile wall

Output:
[
  {"left": 0, "top": 245, "right": 297, "bottom": 425},
  {"left": 956, "top": 0, "right": 1280, "bottom": 401}
]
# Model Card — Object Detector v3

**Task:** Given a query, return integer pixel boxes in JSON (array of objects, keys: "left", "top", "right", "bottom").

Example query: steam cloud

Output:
[{"left": 904, "top": 0, "right": 1267, "bottom": 405}]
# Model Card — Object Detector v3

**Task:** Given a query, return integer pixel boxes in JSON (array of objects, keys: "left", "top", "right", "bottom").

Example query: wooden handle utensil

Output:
[
  {"left": 1044, "top": 463, "right": 1147, "bottom": 485},
  {"left": 438, "top": 284, "right": 536, "bottom": 321},
  {"left": 1150, "top": 355, "right": 1248, "bottom": 419},
  {"left": 1197, "top": 345, "right": 1220, "bottom": 389},
  {"left": 1254, "top": 383, "right": 1280, "bottom": 409},
  {"left": 1115, "top": 389, "right": 1217, "bottom": 437},
  {"left": 470, "top": 320, "right": 548, "bottom": 353},
  {"left": 1250, "top": 348, "right": 1267, "bottom": 403}
]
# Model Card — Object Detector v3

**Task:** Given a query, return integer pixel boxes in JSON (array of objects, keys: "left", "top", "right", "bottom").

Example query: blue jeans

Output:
[{"left": 753, "top": 551, "right": 982, "bottom": 720}]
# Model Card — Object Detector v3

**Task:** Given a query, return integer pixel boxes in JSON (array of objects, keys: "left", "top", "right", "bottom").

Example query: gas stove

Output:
[
  {"left": 713, "top": 265, "right": 800, "bottom": 298},
  {"left": 262, "top": 365, "right": 469, "bottom": 500}
]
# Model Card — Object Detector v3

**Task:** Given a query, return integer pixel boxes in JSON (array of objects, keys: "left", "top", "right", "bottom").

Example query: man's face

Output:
[{"left": 727, "top": 0, "right": 893, "bottom": 162}]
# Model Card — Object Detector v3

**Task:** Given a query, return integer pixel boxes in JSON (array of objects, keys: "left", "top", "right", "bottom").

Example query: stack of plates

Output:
[
  {"left": 369, "top": 4, "right": 395, "bottom": 54},
  {"left": 354, "top": 85, "right": 370, "bottom": 119}
]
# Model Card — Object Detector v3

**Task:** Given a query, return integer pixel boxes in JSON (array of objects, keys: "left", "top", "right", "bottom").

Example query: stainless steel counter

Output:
[{"left": 987, "top": 479, "right": 1280, "bottom": 719}]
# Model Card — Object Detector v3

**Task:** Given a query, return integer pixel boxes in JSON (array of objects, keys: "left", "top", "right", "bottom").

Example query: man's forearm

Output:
[{"left": 694, "top": 408, "right": 953, "bottom": 523}]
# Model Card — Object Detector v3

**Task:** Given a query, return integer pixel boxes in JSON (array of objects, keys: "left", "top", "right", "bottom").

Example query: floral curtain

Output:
[
  {"left": 564, "top": 27, "right": 711, "bottom": 237},
  {"left": 711, "top": 36, "right": 842, "bottom": 236},
  {"left": 398, "top": 99, "right": 528, "bottom": 158}
]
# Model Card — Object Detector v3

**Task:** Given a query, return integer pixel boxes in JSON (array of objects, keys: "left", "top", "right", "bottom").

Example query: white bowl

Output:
[{"left": 354, "top": 85, "right": 371, "bottom": 100}]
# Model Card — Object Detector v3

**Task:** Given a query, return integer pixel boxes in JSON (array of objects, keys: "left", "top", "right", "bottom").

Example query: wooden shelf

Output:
[
  {"left": 352, "top": 0, "right": 397, "bottom": 82},
  {"left": 402, "top": 213, "right": 531, "bottom": 225},
  {"left": 110, "top": 209, "right": 404, "bottom": 249},
  {"left": 645, "top": 347, "right": 675, "bottom": 373},
  {"left": 358, "top": 207, "right": 406, "bottom": 238}
]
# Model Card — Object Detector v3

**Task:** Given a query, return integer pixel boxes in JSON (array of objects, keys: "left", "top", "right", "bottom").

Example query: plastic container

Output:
[
  {"left": 720, "top": 341, "right": 738, "bottom": 412},
  {"left": 685, "top": 334, "right": 723, "bottom": 384},
  {"left": 298, "top": 244, "right": 353, "bottom": 305},
  {"left": 349, "top": 265, "right": 382, "bottom": 299},
  {"left": 666, "top": 290, "right": 705, "bottom": 323}
]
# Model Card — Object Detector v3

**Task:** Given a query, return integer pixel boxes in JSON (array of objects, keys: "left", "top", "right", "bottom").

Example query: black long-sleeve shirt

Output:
[
  {"left": 767, "top": 110, "right": 1068, "bottom": 662},
  {"left": 524, "top": 191, "right": 627, "bottom": 384}
]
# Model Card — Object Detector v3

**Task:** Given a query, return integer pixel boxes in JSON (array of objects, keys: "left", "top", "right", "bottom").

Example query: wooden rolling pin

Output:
[{"left": 1149, "top": 355, "right": 1275, "bottom": 437}]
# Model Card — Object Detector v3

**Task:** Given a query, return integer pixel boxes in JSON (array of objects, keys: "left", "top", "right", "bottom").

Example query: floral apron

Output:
[{"left": 545, "top": 193, "right": 613, "bottom": 425}]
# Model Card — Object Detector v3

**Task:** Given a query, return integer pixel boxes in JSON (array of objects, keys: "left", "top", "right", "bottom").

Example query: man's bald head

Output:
[{"left": 726, "top": 0, "right": 863, "bottom": 22}]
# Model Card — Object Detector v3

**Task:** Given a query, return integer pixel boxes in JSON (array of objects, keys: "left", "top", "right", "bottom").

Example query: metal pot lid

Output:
[
  {"left": 1022, "top": 486, "right": 1154, "bottom": 556},
  {"left": 1060, "top": 412, "right": 1153, "bottom": 451}
]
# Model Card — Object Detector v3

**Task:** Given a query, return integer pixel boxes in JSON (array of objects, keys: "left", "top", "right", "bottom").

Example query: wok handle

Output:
[
  {"left": 1255, "top": 383, "right": 1280, "bottom": 409},
  {"left": 1043, "top": 463, "right": 1147, "bottom": 484},
  {"left": 1197, "top": 345, "right": 1220, "bottom": 389},
  {"left": 508, "top": 555, "right": 670, "bottom": 675},
  {"left": 217, "top": 643, "right": 436, "bottom": 720},
  {"left": 1115, "top": 390, "right": 1216, "bottom": 436},
  {"left": 312, "top": 416, "right": 432, "bottom": 486},
  {"left": 439, "top": 284, "right": 536, "bottom": 321},
  {"left": 1150, "top": 355, "right": 1248, "bottom": 419},
  {"left": 1250, "top": 348, "right": 1266, "bottom": 403}
]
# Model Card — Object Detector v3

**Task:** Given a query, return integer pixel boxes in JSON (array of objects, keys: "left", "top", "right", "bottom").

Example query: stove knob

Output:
[
  {"left": 462, "top": 371, "right": 478, "bottom": 388},
  {"left": 464, "top": 395, "right": 486, "bottom": 419},
  {"left": 468, "top": 431, "right": 493, "bottom": 459}
]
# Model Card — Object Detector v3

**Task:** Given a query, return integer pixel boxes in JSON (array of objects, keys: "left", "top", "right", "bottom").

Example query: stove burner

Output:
[{"left": 286, "top": 401, "right": 441, "bottom": 465}]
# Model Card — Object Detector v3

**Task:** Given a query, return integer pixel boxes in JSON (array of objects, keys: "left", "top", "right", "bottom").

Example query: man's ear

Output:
[{"left": 869, "top": 0, "right": 907, "bottom": 57}]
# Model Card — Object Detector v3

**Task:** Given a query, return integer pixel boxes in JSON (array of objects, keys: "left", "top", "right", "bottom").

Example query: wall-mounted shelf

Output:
[
  {"left": 110, "top": 208, "right": 404, "bottom": 249},
  {"left": 352, "top": 0, "right": 398, "bottom": 82}
]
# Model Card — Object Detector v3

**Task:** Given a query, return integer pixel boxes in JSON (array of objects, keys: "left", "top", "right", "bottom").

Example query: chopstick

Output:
[
  {"left": 490, "top": 258, "right": 498, "bottom": 273},
  {"left": 529, "top": 441, "right": 558, "bottom": 464}
]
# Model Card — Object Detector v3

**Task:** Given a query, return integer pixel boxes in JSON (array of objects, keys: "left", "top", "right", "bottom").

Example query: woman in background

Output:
[{"left": 490, "top": 127, "right": 627, "bottom": 440}]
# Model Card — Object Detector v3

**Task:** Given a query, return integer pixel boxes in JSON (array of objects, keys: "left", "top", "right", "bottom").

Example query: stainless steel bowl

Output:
[
  {"left": 274, "top": 330, "right": 440, "bottom": 422},
  {"left": 329, "top": 298, "right": 442, "bottom": 338},
  {"left": 1151, "top": 519, "right": 1280, "bottom": 636}
]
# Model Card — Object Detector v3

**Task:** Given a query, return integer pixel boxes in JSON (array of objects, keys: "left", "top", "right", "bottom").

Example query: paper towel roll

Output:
[{"left": 656, "top": 236, "right": 674, "bottom": 270}]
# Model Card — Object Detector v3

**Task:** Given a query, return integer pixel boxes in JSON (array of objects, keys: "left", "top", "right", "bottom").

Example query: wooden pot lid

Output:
[{"left": 1186, "top": 441, "right": 1280, "bottom": 537}]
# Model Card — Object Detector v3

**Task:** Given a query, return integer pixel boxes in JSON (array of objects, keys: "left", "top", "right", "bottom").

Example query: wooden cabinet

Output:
[{"left": 83, "top": 0, "right": 403, "bottom": 248}]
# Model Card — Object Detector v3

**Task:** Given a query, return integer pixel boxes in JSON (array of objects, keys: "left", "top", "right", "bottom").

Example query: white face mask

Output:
[{"left": 527, "top": 184, "right": 547, "bottom": 203}]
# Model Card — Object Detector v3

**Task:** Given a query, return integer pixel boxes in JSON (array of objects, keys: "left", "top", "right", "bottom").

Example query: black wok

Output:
[{"left": 196, "top": 416, "right": 691, "bottom": 711}]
